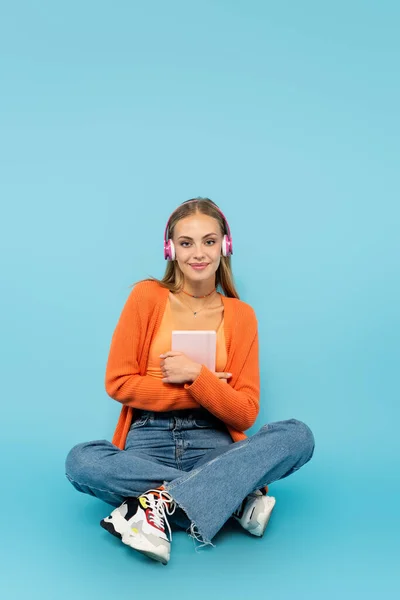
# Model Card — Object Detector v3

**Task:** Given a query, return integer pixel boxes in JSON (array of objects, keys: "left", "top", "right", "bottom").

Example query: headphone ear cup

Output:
[
  {"left": 168, "top": 239, "right": 176, "bottom": 261},
  {"left": 221, "top": 235, "right": 228, "bottom": 257},
  {"left": 164, "top": 239, "right": 176, "bottom": 261},
  {"left": 227, "top": 236, "right": 233, "bottom": 256},
  {"left": 164, "top": 239, "right": 175, "bottom": 261},
  {"left": 222, "top": 235, "right": 233, "bottom": 257}
]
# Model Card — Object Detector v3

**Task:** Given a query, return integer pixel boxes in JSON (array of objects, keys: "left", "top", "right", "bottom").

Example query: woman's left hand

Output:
[{"left": 160, "top": 351, "right": 202, "bottom": 384}]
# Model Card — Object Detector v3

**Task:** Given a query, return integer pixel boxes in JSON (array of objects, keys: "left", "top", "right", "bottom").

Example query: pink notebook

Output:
[{"left": 172, "top": 330, "right": 216, "bottom": 371}]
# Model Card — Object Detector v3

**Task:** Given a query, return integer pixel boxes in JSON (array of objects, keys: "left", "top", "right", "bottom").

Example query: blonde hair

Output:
[{"left": 134, "top": 197, "right": 240, "bottom": 299}]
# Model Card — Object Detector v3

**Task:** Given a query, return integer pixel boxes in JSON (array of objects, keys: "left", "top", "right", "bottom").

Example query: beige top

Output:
[{"left": 146, "top": 294, "right": 227, "bottom": 378}]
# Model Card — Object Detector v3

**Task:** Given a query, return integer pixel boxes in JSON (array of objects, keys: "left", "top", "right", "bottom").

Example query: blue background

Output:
[{"left": 1, "top": 1, "right": 399, "bottom": 598}]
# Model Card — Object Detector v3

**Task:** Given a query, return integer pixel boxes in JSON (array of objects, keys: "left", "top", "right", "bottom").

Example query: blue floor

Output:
[{"left": 3, "top": 440, "right": 397, "bottom": 599}]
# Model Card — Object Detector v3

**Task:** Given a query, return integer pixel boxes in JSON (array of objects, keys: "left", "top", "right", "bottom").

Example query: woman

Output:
[{"left": 65, "top": 197, "right": 315, "bottom": 565}]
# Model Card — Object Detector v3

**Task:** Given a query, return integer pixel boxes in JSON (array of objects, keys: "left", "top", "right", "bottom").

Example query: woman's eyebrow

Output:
[{"left": 177, "top": 233, "right": 218, "bottom": 240}]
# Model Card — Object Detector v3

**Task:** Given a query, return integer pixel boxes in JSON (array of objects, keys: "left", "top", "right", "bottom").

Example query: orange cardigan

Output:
[{"left": 106, "top": 280, "right": 261, "bottom": 450}]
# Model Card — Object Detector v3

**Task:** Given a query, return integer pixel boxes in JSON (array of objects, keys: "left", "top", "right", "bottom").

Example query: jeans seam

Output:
[{"left": 65, "top": 473, "right": 130, "bottom": 498}]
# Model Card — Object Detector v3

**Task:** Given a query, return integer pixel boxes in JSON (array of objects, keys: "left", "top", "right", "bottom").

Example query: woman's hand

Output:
[
  {"left": 160, "top": 351, "right": 232, "bottom": 385},
  {"left": 160, "top": 351, "right": 201, "bottom": 384}
]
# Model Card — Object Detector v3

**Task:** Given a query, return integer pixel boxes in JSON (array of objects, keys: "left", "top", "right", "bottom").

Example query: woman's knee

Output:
[
  {"left": 285, "top": 418, "right": 315, "bottom": 459},
  {"left": 65, "top": 441, "right": 96, "bottom": 482},
  {"left": 261, "top": 418, "right": 315, "bottom": 459}
]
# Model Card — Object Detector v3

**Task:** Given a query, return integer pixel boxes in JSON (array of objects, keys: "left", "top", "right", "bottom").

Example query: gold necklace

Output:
[{"left": 178, "top": 291, "right": 218, "bottom": 317}]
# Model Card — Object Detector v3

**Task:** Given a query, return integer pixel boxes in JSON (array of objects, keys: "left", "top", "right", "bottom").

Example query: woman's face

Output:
[{"left": 172, "top": 213, "right": 223, "bottom": 286}]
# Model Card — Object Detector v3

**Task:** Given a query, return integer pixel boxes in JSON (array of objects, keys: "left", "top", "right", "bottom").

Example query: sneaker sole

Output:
[
  {"left": 101, "top": 519, "right": 169, "bottom": 565},
  {"left": 122, "top": 533, "right": 170, "bottom": 565}
]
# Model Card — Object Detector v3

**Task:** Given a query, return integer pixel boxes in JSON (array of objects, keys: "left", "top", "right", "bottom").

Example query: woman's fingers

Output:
[
  {"left": 215, "top": 372, "right": 232, "bottom": 380},
  {"left": 159, "top": 351, "right": 183, "bottom": 359}
]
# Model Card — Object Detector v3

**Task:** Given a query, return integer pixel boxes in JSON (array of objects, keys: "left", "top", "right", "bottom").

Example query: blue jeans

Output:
[{"left": 65, "top": 409, "right": 315, "bottom": 544}]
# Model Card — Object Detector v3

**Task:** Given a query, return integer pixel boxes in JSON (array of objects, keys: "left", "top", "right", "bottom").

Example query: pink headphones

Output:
[{"left": 164, "top": 199, "right": 233, "bottom": 261}]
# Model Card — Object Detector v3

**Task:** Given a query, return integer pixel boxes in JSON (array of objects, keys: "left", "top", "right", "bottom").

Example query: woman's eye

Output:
[{"left": 180, "top": 240, "right": 215, "bottom": 247}]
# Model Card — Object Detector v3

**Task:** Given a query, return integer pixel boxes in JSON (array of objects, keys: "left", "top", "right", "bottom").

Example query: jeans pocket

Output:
[
  {"left": 129, "top": 414, "right": 151, "bottom": 430},
  {"left": 193, "top": 416, "right": 225, "bottom": 429},
  {"left": 193, "top": 419, "right": 212, "bottom": 428}
]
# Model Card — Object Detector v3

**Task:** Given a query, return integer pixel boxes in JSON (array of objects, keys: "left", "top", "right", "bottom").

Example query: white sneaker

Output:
[
  {"left": 121, "top": 489, "right": 176, "bottom": 565},
  {"left": 100, "top": 499, "right": 138, "bottom": 540},
  {"left": 233, "top": 490, "right": 276, "bottom": 537}
]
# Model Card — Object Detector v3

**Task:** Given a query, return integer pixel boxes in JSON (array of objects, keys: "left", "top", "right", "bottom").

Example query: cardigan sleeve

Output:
[
  {"left": 105, "top": 283, "right": 201, "bottom": 411},
  {"left": 183, "top": 315, "right": 260, "bottom": 431}
]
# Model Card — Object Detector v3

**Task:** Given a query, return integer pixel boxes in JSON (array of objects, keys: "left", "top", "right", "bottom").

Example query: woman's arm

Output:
[
  {"left": 106, "top": 371, "right": 201, "bottom": 411},
  {"left": 105, "top": 284, "right": 200, "bottom": 411}
]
